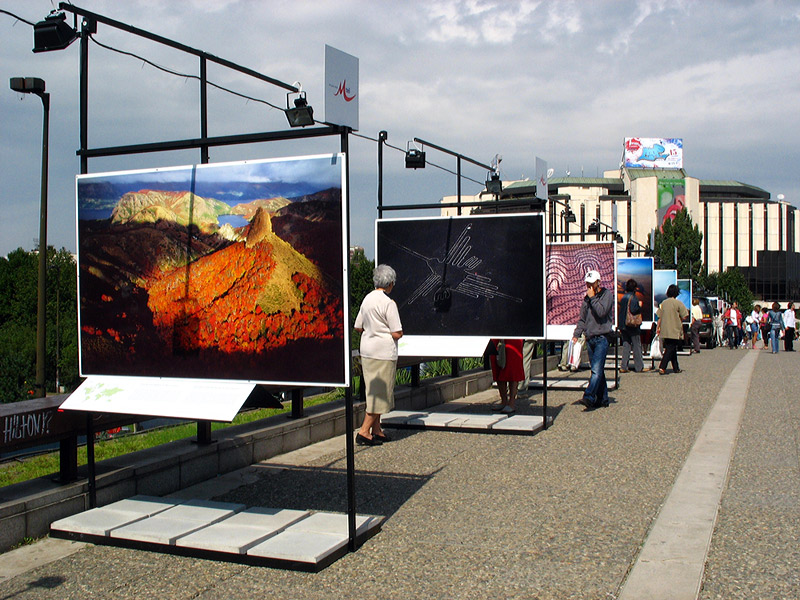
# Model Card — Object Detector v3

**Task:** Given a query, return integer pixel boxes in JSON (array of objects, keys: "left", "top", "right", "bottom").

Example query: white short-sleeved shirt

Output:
[
  {"left": 691, "top": 305, "right": 703, "bottom": 322},
  {"left": 355, "top": 289, "right": 403, "bottom": 361}
]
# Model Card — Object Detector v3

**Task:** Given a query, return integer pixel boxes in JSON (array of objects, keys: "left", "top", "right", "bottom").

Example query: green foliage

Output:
[
  {"left": 349, "top": 248, "right": 375, "bottom": 350},
  {"left": 0, "top": 246, "right": 80, "bottom": 402},
  {"left": 703, "top": 268, "right": 754, "bottom": 313},
  {"left": 652, "top": 208, "right": 703, "bottom": 279}
]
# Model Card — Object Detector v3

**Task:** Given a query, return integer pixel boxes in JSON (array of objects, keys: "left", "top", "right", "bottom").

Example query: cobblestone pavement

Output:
[{"left": 0, "top": 347, "right": 796, "bottom": 599}]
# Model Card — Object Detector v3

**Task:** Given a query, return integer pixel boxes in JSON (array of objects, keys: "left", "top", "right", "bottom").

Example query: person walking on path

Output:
[
  {"left": 620, "top": 279, "right": 646, "bottom": 372},
  {"left": 748, "top": 305, "right": 762, "bottom": 349},
  {"left": 760, "top": 305, "right": 771, "bottom": 350},
  {"left": 723, "top": 302, "right": 742, "bottom": 349},
  {"left": 572, "top": 270, "right": 614, "bottom": 410},
  {"left": 767, "top": 302, "right": 785, "bottom": 354},
  {"left": 690, "top": 297, "right": 703, "bottom": 353},
  {"left": 354, "top": 264, "right": 403, "bottom": 446},
  {"left": 783, "top": 302, "right": 796, "bottom": 351},
  {"left": 656, "top": 284, "right": 689, "bottom": 374}
]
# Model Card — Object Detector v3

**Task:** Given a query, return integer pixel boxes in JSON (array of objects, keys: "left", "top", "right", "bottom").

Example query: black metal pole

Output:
[
  {"left": 200, "top": 56, "right": 209, "bottom": 164},
  {"left": 342, "top": 129, "right": 357, "bottom": 551},
  {"left": 34, "top": 91, "right": 49, "bottom": 399},
  {"left": 86, "top": 412, "right": 96, "bottom": 508},
  {"left": 79, "top": 25, "right": 89, "bottom": 175},
  {"left": 456, "top": 156, "right": 462, "bottom": 216},
  {"left": 542, "top": 336, "right": 548, "bottom": 430},
  {"left": 377, "top": 130, "right": 386, "bottom": 219}
]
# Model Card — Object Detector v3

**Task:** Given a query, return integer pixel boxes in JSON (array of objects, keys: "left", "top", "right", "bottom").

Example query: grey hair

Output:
[{"left": 373, "top": 264, "right": 397, "bottom": 288}]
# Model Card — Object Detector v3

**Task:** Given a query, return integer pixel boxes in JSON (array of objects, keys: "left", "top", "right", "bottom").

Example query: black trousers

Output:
[
  {"left": 659, "top": 338, "right": 680, "bottom": 372},
  {"left": 785, "top": 327, "right": 795, "bottom": 351}
]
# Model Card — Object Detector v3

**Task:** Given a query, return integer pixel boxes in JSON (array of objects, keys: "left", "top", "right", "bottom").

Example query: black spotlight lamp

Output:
[
  {"left": 405, "top": 143, "right": 426, "bottom": 169},
  {"left": 586, "top": 221, "right": 600, "bottom": 234},
  {"left": 564, "top": 208, "right": 577, "bottom": 223},
  {"left": 33, "top": 11, "right": 78, "bottom": 53},
  {"left": 625, "top": 241, "right": 634, "bottom": 252},
  {"left": 285, "top": 91, "right": 314, "bottom": 127},
  {"left": 485, "top": 172, "right": 502, "bottom": 195},
  {"left": 614, "top": 233, "right": 624, "bottom": 244}
]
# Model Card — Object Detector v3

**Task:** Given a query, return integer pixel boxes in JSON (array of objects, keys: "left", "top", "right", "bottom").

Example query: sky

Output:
[{"left": 2, "top": 0, "right": 800, "bottom": 260}]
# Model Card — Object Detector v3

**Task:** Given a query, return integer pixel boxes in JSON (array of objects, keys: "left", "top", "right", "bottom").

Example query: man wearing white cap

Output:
[{"left": 571, "top": 270, "right": 614, "bottom": 410}]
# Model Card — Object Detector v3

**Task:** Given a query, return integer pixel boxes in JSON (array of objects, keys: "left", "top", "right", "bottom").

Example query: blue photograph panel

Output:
[
  {"left": 377, "top": 214, "right": 545, "bottom": 338},
  {"left": 617, "top": 257, "right": 654, "bottom": 322}
]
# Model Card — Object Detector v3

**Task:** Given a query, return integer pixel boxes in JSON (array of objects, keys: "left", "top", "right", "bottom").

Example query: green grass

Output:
[
  {"left": 0, "top": 390, "right": 343, "bottom": 488},
  {"left": 0, "top": 360, "right": 489, "bottom": 488}
]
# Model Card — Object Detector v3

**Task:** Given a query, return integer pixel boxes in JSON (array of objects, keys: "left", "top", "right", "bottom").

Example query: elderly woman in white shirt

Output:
[{"left": 354, "top": 264, "right": 403, "bottom": 446}]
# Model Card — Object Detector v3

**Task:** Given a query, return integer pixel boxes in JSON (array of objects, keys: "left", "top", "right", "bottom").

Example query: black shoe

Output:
[
  {"left": 373, "top": 432, "right": 391, "bottom": 443},
  {"left": 579, "top": 397, "right": 598, "bottom": 411},
  {"left": 356, "top": 433, "right": 382, "bottom": 446}
]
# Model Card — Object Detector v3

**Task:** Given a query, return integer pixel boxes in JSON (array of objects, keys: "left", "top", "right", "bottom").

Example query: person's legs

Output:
[
  {"left": 620, "top": 329, "right": 632, "bottom": 371},
  {"left": 519, "top": 339, "right": 536, "bottom": 390},
  {"left": 785, "top": 327, "right": 794, "bottom": 351},
  {"left": 691, "top": 321, "right": 701, "bottom": 352},
  {"left": 507, "top": 381, "right": 518, "bottom": 410},
  {"left": 771, "top": 329, "right": 779, "bottom": 353},
  {"left": 632, "top": 332, "right": 644, "bottom": 372},
  {"left": 358, "top": 413, "right": 380, "bottom": 438},
  {"left": 659, "top": 339, "right": 676, "bottom": 372},
  {"left": 583, "top": 335, "right": 608, "bottom": 406},
  {"left": 497, "top": 380, "right": 509, "bottom": 405}
]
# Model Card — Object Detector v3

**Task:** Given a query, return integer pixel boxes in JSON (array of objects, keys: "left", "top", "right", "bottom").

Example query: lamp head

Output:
[
  {"left": 405, "top": 148, "right": 426, "bottom": 169},
  {"left": 33, "top": 11, "right": 78, "bottom": 53},
  {"left": 285, "top": 91, "right": 314, "bottom": 127},
  {"left": 10, "top": 77, "right": 46, "bottom": 95},
  {"left": 485, "top": 172, "right": 502, "bottom": 195}
]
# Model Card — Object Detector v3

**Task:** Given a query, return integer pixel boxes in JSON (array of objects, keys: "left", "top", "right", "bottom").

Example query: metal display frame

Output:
[{"left": 50, "top": 3, "right": 361, "bottom": 551}]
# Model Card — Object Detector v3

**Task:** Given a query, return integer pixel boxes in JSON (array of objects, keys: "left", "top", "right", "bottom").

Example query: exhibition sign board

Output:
[
  {"left": 623, "top": 137, "right": 683, "bottom": 169},
  {"left": 653, "top": 269, "right": 678, "bottom": 319},
  {"left": 657, "top": 178, "right": 686, "bottom": 229},
  {"left": 677, "top": 278, "right": 693, "bottom": 311},
  {"left": 376, "top": 214, "right": 545, "bottom": 354},
  {"left": 546, "top": 241, "right": 617, "bottom": 340},
  {"left": 61, "top": 376, "right": 255, "bottom": 422},
  {"left": 616, "top": 257, "right": 655, "bottom": 326},
  {"left": 324, "top": 45, "right": 359, "bottom": 130},
  {"left": 76, "top": 154, "right": 349, "bottom": 387}
]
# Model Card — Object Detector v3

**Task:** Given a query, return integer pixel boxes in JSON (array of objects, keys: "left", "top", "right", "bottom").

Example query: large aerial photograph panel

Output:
[
  {"left": 76, "top": 154, "right": 348, "bottom": 386},
  {"left": 377, "top": 214, "right": 545, "bottom": 338}
]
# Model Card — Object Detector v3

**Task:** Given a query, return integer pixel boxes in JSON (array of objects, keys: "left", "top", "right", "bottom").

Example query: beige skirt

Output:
[{"left": 361, "top": 357, "right": 397, "bottom": 414}]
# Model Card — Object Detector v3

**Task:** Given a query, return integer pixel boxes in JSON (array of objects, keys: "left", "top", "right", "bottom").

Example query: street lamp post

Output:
[{"left": 11, "top": 77, "right": 50, "bottom": 398}]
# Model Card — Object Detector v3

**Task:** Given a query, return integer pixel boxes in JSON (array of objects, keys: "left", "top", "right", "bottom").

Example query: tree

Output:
[
  {"left": 0, "top": 246, "right": 80, "bottom": 401},
  {"left": 349, "top": 249, "right": 375, "bottom": 350},
  {"left": 703, "top": 268, "right": 754, "bottom": 313},
  {"left": 652, "top": 208, "right": 703, "bottom": 280}
]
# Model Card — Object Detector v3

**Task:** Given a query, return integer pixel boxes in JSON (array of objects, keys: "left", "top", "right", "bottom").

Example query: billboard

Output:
[
  {"left": 624, "top": 137, "right": 683, "bottom": 169},
  {"left": 547, "top": 242, "right": 617, "bottom": 340},
  {"left": 76, "top": 154, "right": 349, "bottom": 386},
  {"left": 657, "top": 178, "right": 686, "bottom": 229},
  {"left": 376, "top": 214, "right": 546, "bottom": 344},
  {"left": 617, "top": 257, "right": 654, "bottom": 324}
]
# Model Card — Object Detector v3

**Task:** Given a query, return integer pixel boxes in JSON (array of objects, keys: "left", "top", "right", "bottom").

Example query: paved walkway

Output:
[{"left": 0, "top": 347, "right": 798, "bottom": 599}]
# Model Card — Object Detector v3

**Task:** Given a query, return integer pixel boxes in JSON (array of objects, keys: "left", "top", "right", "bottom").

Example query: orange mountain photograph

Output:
[{"left": 76, "top": 155, "right": 347, "bottom": 385}]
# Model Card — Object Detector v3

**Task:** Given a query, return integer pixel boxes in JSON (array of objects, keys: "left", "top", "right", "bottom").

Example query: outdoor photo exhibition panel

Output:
[
  {"left": 546, "top": 241, "right": 617, "bottom": 340},
  {"left": 617, "top": 256, "right": 655, "bottom": 327},
  {"left": 376, "top": 214, "right": 546, "bottom": 355},
  {"left": 653, "top": 269, "right": 678, "bottom": 319},
  {"left": 677, "top": 278, "right": 693, "bottom": 311},
  {"left": 75, "top": 155, "right": 349, "bottom": 401}
]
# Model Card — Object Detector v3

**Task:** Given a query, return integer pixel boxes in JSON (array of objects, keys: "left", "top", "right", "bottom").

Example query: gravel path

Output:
[{"left": 0, "top": 347, "right": 792, "bottom": 599}]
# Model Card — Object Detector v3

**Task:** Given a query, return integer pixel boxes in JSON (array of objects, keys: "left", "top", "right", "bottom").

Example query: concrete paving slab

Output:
[
  {"left": 491, "top": 415, "right": 545, "bottom": 433},
  {"left": 406, "top": 413, "right": 459, "bottom": 427},
  {"left": 447, "top": 414, "right": 508, "bottom": 429},
  {"left": 380, "top": 411, "right": 426, "bottom": 425},
  {"left": 287, "top": 512, "right": 377, "bottom": 536},
  {"left": 175, "top": 507, "right": 310, "bottom": 554},
  {"left": 110, "top": 500, "right": 245, "bottom": 545},
  {"left": 50, "top": 496, "right": 181, "bottom": 537},
  {"left": 246, "top": 529, "right": 347, "bottom": 564}
]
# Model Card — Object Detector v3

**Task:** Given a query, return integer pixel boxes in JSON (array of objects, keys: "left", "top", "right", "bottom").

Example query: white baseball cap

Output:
[{"left": 584, "top": 270, "right": 601, "bottom": 283}]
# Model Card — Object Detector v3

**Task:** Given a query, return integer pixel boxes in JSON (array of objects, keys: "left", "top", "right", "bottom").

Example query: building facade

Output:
[{"left": 442, "top": 167, "right": 800, "bottom": 301}]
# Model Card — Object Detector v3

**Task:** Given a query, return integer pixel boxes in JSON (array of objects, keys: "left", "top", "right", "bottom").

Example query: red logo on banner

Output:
[{"left": 334, "top": 80, "right": 356, "bottom": 102}]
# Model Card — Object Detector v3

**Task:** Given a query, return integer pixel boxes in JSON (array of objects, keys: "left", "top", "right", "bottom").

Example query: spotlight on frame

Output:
[
  {"left": 285, "top": 91, "right": 314, "bottom": 127},
  {"left": 33, "top": 11, "right": 78, "bottom": 53},
  {"left": 405, "top": 142, "right": 426, "bottom": 169}
]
